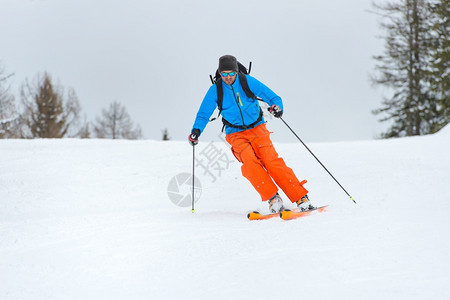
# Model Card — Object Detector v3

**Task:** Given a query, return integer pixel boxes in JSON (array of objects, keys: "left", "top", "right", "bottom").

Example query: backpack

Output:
[{"left": 209, "top": 62, "right": 263, "bottom": 131}]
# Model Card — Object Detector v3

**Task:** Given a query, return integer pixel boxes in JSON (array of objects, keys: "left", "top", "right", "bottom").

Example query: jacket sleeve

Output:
[
  {"left": 245, "top": 75, "right": 283, "bottom": 110},
  {"left": 191, "top": 85, "right": 218, "bottom": 136}
]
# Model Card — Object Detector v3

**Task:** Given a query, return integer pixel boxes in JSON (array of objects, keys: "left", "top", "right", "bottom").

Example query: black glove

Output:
[
  {"left": 268, "top": 105, "right": 283, "bottom": 118},
  {"left": 188, "top": 129, "right": 200, "bottom": 146}
]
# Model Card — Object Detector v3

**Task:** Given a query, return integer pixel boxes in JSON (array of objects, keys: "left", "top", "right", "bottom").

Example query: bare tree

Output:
[
  {"left": 94, "top": 101, "right": 142, "bottom": 139},
  {"left": 77, "top": 115, "right": 91, "bottom": 139},
  {"left": 20, "top": 72, "right": 81, "bottom": 138},
  {"left": 0, "top": 64, "right": 18, "bottom": 138}
]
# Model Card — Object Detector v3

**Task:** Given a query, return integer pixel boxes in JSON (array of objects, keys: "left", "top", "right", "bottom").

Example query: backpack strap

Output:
[
  {"left": 218, "top": 73, "right": 264, "bottom": 131},
  {"left": 221, "top": 107, "right": 264, "bottom": 130},
  {"left": 216, "top": 72, "right": 255, "bottom": 113},
  {"left": 209, "top": 77, "right": 224, "bottom": 123},
  {"left": 210, "top": 61, "right": 254, "bottom": 112},
  {"left": 237, "top": 72, "right": 257, "bottom": 100},
  {"left": 216, "top": 77, "right": 224, "bottom": 111},
  {"left": 209, "top": 68, "right": 263, "bottom": 131}
]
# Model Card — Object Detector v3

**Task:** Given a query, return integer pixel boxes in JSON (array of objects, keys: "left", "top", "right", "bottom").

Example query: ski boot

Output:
[
  {"left": 296, "top": 194, "right": 315, "bottom": 211},
  {"left": 268, "top": 193, "right": 285, "bottom": 213}
]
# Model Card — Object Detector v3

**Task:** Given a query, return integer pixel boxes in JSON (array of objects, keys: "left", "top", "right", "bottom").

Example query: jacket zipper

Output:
[{"left": 231, "top": 85, "right": 246, "bottom": 126}]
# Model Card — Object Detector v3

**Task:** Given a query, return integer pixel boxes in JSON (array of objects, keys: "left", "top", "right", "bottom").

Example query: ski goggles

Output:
[{"left": 220, "top": 71, "right": 237, "bottom": 77}]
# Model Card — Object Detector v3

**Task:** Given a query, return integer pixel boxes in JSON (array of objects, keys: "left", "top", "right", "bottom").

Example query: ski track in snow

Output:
[{"left": 1, "top": 127, "right": 450, "bottom": 299}]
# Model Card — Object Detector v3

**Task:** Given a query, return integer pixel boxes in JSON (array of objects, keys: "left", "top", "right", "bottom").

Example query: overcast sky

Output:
[{"left": 1, "top": 0, "right": 390, "bottom": 143}]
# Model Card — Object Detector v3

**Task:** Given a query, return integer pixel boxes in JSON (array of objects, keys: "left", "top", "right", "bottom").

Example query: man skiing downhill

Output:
[{"left": 189, "top": 55, "right": 314, "bottom": 213}]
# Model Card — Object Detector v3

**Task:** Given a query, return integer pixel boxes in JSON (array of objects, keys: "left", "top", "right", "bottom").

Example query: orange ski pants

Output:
[{"left": 225, "top": 123, "right": 308, "bottom": 202}]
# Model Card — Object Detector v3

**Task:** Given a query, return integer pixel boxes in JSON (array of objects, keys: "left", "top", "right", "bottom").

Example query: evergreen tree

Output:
[
  {"left": 162, "top": 128, "right": 170, "bottom": 141},
  {"left": 428, "top": 0, "right": 450, "bottom": 131},
  {"left": 21, "top": 72, "right": 81, "bottom": 138},
  {"left": 94, "top": 101, "right": 142, "bottom": 139},
  {"left": 372, "top": 0, "right": 440, "bottom": 137}
]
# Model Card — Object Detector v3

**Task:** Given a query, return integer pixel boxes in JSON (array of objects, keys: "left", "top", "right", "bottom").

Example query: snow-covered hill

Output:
[{"left": 1, "top": 127, "right": 449, "bottom": 299}]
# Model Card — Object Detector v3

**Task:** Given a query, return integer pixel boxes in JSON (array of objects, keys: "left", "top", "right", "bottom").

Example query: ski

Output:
[
  {"left": 247, "top": 211, "right": 279, "bottom": 220},
  {"left": 280, "top": 205, "right": 328, "bottom": 220},
  {"left": 248, "top": 205, "right": 328, "bottom": 221}
]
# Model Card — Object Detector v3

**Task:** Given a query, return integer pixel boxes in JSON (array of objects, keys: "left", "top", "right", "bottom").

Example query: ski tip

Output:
[
  {"left": 280, "top": 209, "right": 293, "bottom": 220},
  {"left": 247, "top": 211, "right": 260, "bottom": 219},
  {"left": 280, "top": 205, "right": 328, "bottom": 220}
]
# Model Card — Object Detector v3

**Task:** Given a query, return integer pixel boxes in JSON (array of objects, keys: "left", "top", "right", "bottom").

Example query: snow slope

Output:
[{"left": 1, "top": 126, "right": 449, "bottom": 299}]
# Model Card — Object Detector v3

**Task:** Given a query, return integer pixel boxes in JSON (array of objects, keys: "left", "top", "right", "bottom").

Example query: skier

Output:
[{"left": 188, "top": 55, "right": 314, "bottom": 213}]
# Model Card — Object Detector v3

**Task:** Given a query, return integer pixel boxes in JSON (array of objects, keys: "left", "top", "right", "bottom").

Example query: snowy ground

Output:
[{"left": 1, "top": 126, "right": 450, "bottom": 299}]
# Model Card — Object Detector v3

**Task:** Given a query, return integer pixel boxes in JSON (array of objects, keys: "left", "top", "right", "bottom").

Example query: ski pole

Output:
[
  {"left": 280, "top": 117, "right": 356, "bottom": 204},
  {"left": 191, "top": 144, "right": 196, "bottom": 213}
]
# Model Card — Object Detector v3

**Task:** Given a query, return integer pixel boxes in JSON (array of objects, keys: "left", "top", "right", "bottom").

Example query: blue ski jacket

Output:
[{"left": 192, "top": 74, "right": 283, "bottom": 136}]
